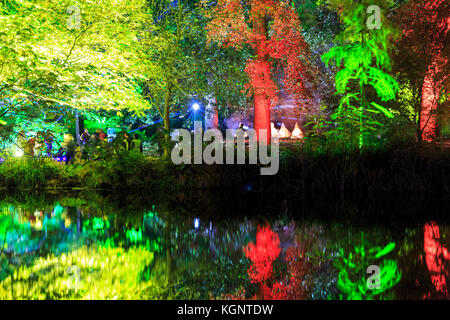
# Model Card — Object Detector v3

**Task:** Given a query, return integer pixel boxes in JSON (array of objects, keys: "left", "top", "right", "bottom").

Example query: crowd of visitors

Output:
[{"left": 14, "top": 128, "right": 143, "bottom": 164}]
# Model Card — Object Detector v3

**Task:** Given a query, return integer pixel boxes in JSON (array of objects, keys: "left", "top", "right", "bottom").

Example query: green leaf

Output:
[
  {"left": 370, "top": 102, "right": 394, "bottom": 118},
  {"left": 375, "top": 242, "right": 395, "bottom": 259}
]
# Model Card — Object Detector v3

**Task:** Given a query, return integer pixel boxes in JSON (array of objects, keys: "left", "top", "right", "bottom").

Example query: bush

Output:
[{"left": 0, "top": 145, "right": 449, "bottom": 197}]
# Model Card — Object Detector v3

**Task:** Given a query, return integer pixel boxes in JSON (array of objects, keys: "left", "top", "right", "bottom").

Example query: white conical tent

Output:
[
  {"left": 291, "top": 123, "right": 304, "bottom": 139},
  {"left": 271, "top": 122, "right": 279, "bottom": 138},
  {"left": 278, "top": 123, "right": 291, "bottom": 138}
]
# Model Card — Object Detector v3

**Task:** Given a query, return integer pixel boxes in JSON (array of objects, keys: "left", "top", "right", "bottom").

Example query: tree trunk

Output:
[
  {"left": 165, "top": 213, "right": 173, "bottom": 287},
  {"left": 420, "top": 61, "right": 441, "bottom": 142},
  {"left": 75, "top": 112, "right": 84, "bottom": 145},
  {"left": 205, "top": 96, "right": 218, "bottom": 129},
  {"left": 163, "top": 83, "right": 172, "bottom": 158},
  {"left": 253, "top": 14, "right": 271, "bottom": 143}
]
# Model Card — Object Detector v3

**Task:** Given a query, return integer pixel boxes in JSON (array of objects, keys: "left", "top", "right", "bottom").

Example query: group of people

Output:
[
  {"left": 16, "top": 130, "right": 54, "bottom": 158},
  {"left": 65, "top": 128, "right": 143, "bottom": 163},
  {"left": 16, "top": 128, "right": 143, "bottom": 164}
]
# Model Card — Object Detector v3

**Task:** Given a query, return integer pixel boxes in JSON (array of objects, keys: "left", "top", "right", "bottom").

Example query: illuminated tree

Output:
[
  {"left": 206, "top": 0, "right": 312, "bottom": 142},
  {"left": 136, "top": 0, "right": 215, "bottom": 156},
  {"left": 394, "top": 0, "right": 449, "bottom": 142},
  {"left": 0, "top": 0, "right": 157, "bottom": 154},
  {"left": 321, "top": 0, "right": 399, "bottom": 148},
  {"left": 0, "top": 0, "right": 152, "bottom": 113}
]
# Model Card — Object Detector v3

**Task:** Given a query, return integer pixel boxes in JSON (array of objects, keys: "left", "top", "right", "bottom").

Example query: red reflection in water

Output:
[
  {"left": 423, "top": 222, "right": 450, "bottom": 298},
  {"left": 238, "top": 225, "right": 307, "bottom": 300},
  {"left": 244, "top": 225, "right": 281, "bottom": 283},
  {"left": 261, "top": 245, "right": 308, "bottom": 300}
]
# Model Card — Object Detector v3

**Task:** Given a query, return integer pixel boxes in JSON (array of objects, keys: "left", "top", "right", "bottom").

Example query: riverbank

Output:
[{"left": 0, "top": 143, "right": 449, "bottom": 197}]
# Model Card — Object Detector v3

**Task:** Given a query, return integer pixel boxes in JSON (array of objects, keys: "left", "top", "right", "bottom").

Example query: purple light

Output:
[{"left": 52, "top": 156, "right": 68, "bottom": 162}]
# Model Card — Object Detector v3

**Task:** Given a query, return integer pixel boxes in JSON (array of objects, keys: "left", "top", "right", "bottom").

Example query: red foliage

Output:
[
  {"left": 423, "top": 222, "right": 450, "bottom": 298},
  {"left": 396, "top": 0, "right": 449, "bottom": 141},
  {"left": 244, "top": 225, "right": 281, "bottom": 283},
  {"left": 206, "top": 0, "right": 312, "bottom": 139},
  {"left": 241, "top": 225, "right": 309, "bottom": 300},
  {"left": 261, "top": 282, "right": 289, "bottom": 300},
  {"left": 261, "top": 246, "right": 309, "bottom": 300}
]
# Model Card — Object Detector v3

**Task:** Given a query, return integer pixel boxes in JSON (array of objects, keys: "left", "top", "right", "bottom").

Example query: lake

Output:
[{"left": 0, "top": 193, "right": 449, "bottom": 300}]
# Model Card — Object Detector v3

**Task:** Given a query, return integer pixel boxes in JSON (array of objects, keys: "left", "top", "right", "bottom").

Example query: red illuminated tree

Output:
[
  {"left": 395, "top": 0, "right": 449, "bottom": 142},
  {"left": 206, "top": 0, "right": 312, "bottom": 142}
]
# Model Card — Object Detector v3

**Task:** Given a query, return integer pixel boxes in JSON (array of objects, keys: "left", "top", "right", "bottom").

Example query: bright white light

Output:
[
  {"left": 14, "top": 150, "right": 24, "bottom": 157},
  {"left": 194, "top": 218, "right": 200, "bottom": 229},
  {"left": 192, "top": 103, "right": 200, "bottom": 111}
]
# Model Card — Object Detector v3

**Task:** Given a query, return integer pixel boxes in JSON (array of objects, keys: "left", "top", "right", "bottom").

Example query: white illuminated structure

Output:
[
  {"left": 271, "top": 122, "right": 279, "bottom": 138},
  {"left": 278, "top": 123, "right": 291, "bottom": 138},
  {"left": 291, "top": 123, "right": 304, "bottom": 139}
]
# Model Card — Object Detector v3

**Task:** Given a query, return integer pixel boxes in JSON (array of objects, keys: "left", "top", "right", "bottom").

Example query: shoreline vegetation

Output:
[{"left": 1, "top": 142, "right": 449, "bottom": 197}]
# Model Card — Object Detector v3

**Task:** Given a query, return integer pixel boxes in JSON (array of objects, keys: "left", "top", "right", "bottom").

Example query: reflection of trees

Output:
[
  {"left": 0, "top": 246, "right": 155, "bottom": 299},
  {"left": 222, "top": 223, "right": 327, "bottom": 300},
  {"left": 325, "top": 225, "right": 402, "bottom": 300},
  {"left": 153, "top": 216, "right": 254, "bottom": 299},
  {"left": 335, "top": 238, "right": 401, "bottom": 300},
  {"left": 423, "top": 222, "right": 450, "bottom": 299},
  {"left": 7, "top": 200, "right": 450, "bottom": 300}
]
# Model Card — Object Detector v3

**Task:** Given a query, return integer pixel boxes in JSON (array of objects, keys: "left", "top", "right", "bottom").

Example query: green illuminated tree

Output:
[
  {"left": 0, "top": 0, "right": 153, "bottom": 113},
  {"left": 134, "top": 0, "right": 208, "bottom": 157},
  {"left": 0, "top": 0, "right": 158, "bottom": 153},
  {"left": 321, "top": 0, "right": 399, "bottom": 148}
]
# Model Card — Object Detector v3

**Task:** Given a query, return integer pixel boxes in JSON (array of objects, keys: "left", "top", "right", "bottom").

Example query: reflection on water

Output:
[
  {"left": 423, "top": 222, "right": 450, "bottom": 299},
  {"left": 0, "top": 202, "right": 449, "bottom": 300}
]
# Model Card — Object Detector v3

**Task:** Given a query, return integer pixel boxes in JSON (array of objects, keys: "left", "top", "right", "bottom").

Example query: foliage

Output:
[
  {"left": 321, "top": 0, "right": 400, "bottom": 148},
  {"left": 0, "top": 0, "right": 153, "bottom": 113},
  {"left": 393, "top": 0, "right": 449, "bottom": 142},
  {"left": 206, "top": 0, "right": 313, "bottom": 105},
  {"left": 240, "top": 224, "right": 312, "bottom": 300}
]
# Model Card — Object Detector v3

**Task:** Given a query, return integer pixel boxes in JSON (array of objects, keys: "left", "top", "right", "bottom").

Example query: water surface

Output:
[{"left": 0, "top": 195, "right": 449, "bottom": 300}]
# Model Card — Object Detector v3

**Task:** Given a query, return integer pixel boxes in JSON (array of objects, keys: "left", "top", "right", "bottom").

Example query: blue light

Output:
[
  {"left": 194, "top": 218, "right": 200, "bottom": 229},
  {"left": 192, "top": 103, "right": 200, "bottom": 111}
]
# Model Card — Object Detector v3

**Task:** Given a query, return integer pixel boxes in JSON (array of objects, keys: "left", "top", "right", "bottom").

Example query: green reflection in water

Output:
[
  {"left": 335, "top": 233, "right": 401, "bottom": 300},
  {"left": 1, "top": 200, "right": 449, "bottom": 300}
]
